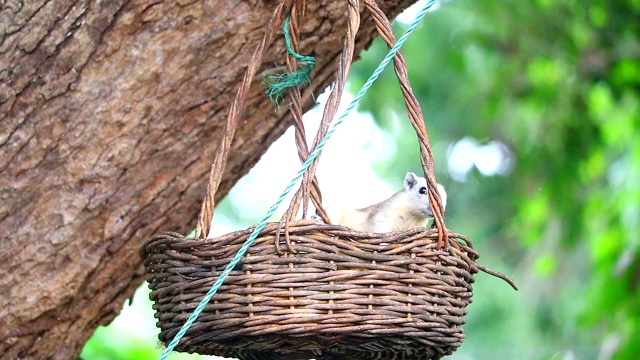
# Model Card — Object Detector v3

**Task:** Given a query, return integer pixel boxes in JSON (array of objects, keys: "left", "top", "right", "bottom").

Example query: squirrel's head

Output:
[{"left": 403, "top": 172, "right": 447, "bottom": 218}]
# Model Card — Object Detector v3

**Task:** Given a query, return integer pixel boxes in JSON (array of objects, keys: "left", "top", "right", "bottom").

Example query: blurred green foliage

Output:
[
  {"left": 83, "top": 0, "right": 638, "bottom": 359},
  {"left": 350, "top": 0, "right": 639, "bottom": 358}
]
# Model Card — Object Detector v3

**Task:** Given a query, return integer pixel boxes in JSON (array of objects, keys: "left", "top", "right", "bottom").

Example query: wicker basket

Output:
[
  {"left": 141, "top": 224, "right": 480, "bottom": 360},
  {"left": 140, "top": 0, "right": 516, "bottom": 359}
]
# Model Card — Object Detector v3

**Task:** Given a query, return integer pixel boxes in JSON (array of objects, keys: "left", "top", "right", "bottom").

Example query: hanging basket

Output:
[
  {"left": 140, "top": 1, "right": 517, "bottom": 359},
  {"left": 142, "top": 226, "right": 479, "bottom": 360}
]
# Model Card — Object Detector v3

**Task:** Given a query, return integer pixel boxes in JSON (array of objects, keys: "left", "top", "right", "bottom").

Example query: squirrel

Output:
[{"left": 322, "top": 172, "right": 447, "bottom": 233}]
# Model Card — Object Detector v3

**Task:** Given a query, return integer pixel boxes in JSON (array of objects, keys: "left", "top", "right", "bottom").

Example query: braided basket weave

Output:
[
  {"left": 141, "top": 224, "right": 479, "bottom": 360},
  {"left": 140, "top": 0, "right": 516, "bottom": 359}
]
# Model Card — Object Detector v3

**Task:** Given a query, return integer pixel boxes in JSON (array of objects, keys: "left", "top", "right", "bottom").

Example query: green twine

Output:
[
  {"left": 159, "top": 1, "right": 436, "bottom": 359},
  {"left": 263, "top": 15, "right": 316, "bottom": 106}
]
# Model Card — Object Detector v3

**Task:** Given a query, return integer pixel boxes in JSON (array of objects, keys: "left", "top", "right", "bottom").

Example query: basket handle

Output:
[
  {"left": 196, "top": 0, "right": 297, "bottom": 238},
  {"left": 272, "top": 0, "right": 360, "bottom": 253},
  {"left": 363, "top": 0, "right": 449, "bottom": 249},
  {"left": 280, "top": 5, "right": 331, "bottom": 224},
  {"left": 281, "top": 0, "right": 449, "bottom": 249}
]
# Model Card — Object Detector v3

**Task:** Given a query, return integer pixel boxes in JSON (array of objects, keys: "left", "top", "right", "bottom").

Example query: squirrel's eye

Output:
[{"left": 419, "top": 187, "right": 428, "bottom": 195}]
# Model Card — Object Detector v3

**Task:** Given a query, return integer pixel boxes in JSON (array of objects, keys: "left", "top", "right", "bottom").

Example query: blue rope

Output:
[{"left": 159, "top": 1, "right": 435, "bottom": 358}]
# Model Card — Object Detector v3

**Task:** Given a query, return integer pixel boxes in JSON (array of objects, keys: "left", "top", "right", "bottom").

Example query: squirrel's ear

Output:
[{"left": 404, "top": 172, "right": 418, "bottom": 190}]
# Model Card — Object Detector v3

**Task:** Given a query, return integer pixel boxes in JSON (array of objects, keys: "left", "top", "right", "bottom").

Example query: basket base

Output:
[{"left": 174, "top": 334, "right": 454, "bottom": 360}]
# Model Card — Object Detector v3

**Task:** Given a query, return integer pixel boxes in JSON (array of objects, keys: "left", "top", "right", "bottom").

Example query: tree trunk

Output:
[{"left": 0, "top": 0, "right": 416, "bottom": 358}]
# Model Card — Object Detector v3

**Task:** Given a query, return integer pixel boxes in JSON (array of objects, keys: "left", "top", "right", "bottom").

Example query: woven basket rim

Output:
[{"left": 142, "top": 220, "right": 476, "bottom": 254}]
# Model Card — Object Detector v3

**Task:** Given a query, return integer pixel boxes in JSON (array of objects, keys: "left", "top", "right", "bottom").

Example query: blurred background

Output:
[{"left": 81, "top": 0, "right": 639, "bottom": 359}]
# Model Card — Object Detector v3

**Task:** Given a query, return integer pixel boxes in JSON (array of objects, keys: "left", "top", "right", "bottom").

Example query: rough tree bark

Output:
[{"left": 0, "top": 0, "right": 417, "bottom": 358}]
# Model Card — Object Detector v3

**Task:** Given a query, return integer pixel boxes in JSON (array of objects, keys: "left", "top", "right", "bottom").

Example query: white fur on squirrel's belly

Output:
[
  {"left": 325, "top": 172, "right": 447, "bottom": 233},
  {"left": 368, "top": 194, "right": 429, "bottom": 232},
  {"left": 325, "top": 207, "right": 368, "bottom": 231},
  {"left": 329, "top": 194, "right": 428, "bottom": 233}
]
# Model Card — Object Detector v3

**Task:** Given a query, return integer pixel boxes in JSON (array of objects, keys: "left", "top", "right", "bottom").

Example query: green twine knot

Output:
[{"left": 263, "top": 15, "right": 316, "bottom": 107}]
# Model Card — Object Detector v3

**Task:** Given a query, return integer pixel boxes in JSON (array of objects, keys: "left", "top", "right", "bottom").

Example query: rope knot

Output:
[{"left": 263, "top": 15, "right": 316, "bottom": 107}]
